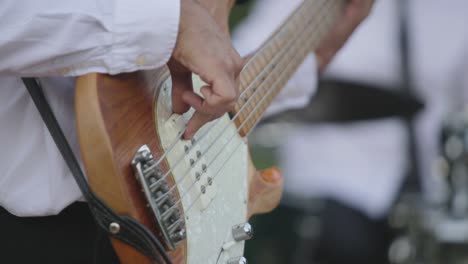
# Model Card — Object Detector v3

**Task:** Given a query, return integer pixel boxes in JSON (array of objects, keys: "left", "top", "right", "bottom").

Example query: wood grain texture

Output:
[{"left": 76, "top": 71, "right": 186, "bottom": 264}]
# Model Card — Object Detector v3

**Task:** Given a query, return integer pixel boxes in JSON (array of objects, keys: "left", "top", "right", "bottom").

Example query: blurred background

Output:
[{"left": 230, "top": 1, "right": 468, "bottom": 264}]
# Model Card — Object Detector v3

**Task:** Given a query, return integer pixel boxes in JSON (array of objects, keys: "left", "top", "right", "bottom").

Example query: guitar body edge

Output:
[
  {"left": 75, "top": 71, "right": 187, "bottom": 264},
  {"left": 75, "top": 70, "right": 249, "bottom": 264}
]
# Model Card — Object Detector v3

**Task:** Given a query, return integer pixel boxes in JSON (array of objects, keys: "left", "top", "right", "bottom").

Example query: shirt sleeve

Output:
[
  {"left": 0, "top": 0, "right": 180, "bottom": 77},
  {"left": 232, "top": 0, "right": 317, "bottom": 118}
]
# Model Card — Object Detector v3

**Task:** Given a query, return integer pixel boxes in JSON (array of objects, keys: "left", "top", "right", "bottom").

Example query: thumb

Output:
[
  {"left": 248, "top": 166, "right": 283, "bottom": 218},
  {"left": 259, "top": 167, "right": 283, "bottom": 184},
  {"left": 168, "top": 60, "right": 193, "bottom": 114}
]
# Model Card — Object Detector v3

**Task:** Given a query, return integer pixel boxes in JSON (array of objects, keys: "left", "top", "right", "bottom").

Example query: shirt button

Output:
[
  {"left": 60, "top": 67, "right": 70, "bottom": 75},
  {"left": 136, "top": 55, "right": 147, "bottom": 66}
]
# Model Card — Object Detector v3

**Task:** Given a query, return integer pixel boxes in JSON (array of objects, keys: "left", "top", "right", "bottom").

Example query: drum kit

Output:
[
  {"left": 389, "top": 108, "right": 468, "bottom": 264},
  {"left": 251, "top": 79, "right": 468, "bottom": 264}
]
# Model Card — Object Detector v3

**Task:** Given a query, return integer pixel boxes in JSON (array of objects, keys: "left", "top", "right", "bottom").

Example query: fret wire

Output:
[
  {"left": 249, "top": 5, "right": 339, "bottom": 131},
  {"left": 239, "top": 67, "right": 253, "bottom": 124},
  {"left": 241, "top": 0, "right": 336, "bottom": 134},
  {"left": 183, "top": 1, "right": 344, "bottom": 215},
  {"left": 236, "top": 0, "right": 324, "bottom": 133},
  {"left": 149, "top": 5, "right": 326, "bottom": 198},
  {"left": 250, "top": 0, "right": 337, "bottom": 120},
  {"left": 237, "top": 0, "right": 314, "bottom": 100},
  {"left": 178, "top": 0, "right": 340, "bottom": 204},
  {"left": 143, "top": 0, "right": 326, "bottom": 173},
  {"left": 239, "top": 2, "right": 336, "bottom": 134},
  {"left": 144, "top": 0, "right": 343, "bottom": 210},
  {"left": 244, "top": 1, "right": 327, "bottom": 101},
  {"left": 235, "top": 1, "right": 315, "bottom": 133},
  {"left": 238, "top": 0, "right": 332, "bottom": 133},
  {"left": 155, "top": 0, "right": 339, "bottom": 209}
]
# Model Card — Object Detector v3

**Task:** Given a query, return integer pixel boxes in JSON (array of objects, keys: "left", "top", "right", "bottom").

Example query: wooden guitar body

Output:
[
  {"left": 76, "top": 70, "right": 249, "bottom": 264},
  {"left": 76, "top": 1, "right": 343, "bottom": 262}
]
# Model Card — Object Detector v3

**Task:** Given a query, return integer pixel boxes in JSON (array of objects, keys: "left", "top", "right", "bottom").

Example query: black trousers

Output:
[
  {"left": 314, "top": 199, "right": 393, "bottom": 264},
  {"left": 245, "top": 199, "right": 394, "bottom": 264},
  {"left": 0, "top": 202, "right": 119, "bottom": 264}
]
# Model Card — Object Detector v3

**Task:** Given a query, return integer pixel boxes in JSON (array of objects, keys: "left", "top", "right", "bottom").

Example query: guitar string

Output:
[
  {"left": 149, "top": 0, "right": 320, "bottom": 201},
  {"left": 144, "top": 0, "right": 317, "bottom": 191},
  {"left": 142, "top": 0, "right": 305, "bottom": 171},
  {"left": 182, "top": 0, "right": 338, "bottom": 216},
  {"left": 155, "top": 0, "right": 330, "bottom": 209},
  {"left": 145, "top": 36, "right": 281, "bottom": 172},
  {"left": 146, "top": 66, "right": 258, "bottom": 170},
  {"left": 149, "top": 0, "right": 326, "bottom": 204},
  {"left": 160, "top": 0, "right": 336, "bottom": 217},
  {"left": 143, "top": 0, "right": 314, "bottom": 178}
]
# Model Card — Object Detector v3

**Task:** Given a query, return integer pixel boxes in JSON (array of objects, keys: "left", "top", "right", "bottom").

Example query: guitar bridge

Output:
[{"left": 131, "top": 145, "right": 186, "bottom": 250}]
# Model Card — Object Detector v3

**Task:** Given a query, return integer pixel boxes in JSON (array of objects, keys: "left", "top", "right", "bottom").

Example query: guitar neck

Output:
[{"left": 232, "top": 0, "right": 344, "bottom": 136}]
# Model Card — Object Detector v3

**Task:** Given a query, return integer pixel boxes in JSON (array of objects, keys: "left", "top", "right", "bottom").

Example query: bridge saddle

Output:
[{"left": 131, "top": 144, "right": 186, "bottom": 250}]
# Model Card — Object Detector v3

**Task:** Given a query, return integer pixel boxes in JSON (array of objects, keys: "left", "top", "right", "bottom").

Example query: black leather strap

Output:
[{"left": 22, "top": 77, "right": 172, "bottom": 264}]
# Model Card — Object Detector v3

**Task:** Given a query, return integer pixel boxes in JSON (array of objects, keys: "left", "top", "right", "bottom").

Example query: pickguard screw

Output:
[{"left": 109, "top": 222, "right": 120, "bottom": 234}]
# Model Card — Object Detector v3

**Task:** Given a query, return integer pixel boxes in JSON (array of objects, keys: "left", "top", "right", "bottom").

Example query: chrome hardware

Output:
[
  {"left": 227, "top": 257, "right": 247, "bottom": 264},
  {"left": 232, "top": 222, "right": 253, "bottom": 242},
  {"left": 109, "top": 222, "right": 120, "bottom": 234},
  {"left": 132, "top": 145, "right": 186, "bottom": 249},
  {"left": 171, "top": 229, "right": 186, "bottom": 241}
]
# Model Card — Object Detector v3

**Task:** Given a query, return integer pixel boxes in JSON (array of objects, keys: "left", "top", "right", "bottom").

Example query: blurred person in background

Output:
[{"left": 234, "top": 0, "right": 468, "bottom": 263}]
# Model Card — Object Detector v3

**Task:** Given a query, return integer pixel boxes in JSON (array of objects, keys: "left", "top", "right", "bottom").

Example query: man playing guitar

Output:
[{"left": 0, "top": 0, "right": 373, "bottom": 263}]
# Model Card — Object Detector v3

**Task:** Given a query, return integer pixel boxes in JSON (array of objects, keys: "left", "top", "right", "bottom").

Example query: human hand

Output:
[
  {"left": 196, "top": 0, "right": 236, "bottom": 35},
  {"left": 316, "top": 0, "right": 374, "bottom": 71},
  {"left": 169, "top": 0, "right": 243, "bottom": 139}
]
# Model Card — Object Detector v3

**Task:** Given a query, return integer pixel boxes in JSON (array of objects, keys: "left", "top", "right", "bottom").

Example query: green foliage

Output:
[{"left": 229, "top": 0, "right": 256, "bottom": 30}]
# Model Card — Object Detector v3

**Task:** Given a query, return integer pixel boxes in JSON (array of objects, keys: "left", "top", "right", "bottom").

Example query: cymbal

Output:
[{"left": 265, "top": 78, "right": 424, "bottom": 124}]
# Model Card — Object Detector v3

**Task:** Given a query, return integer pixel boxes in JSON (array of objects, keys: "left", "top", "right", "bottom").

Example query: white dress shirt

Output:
[
  {"left": 294, "top": 0, "right": 468, "bottom": 218},
  {"left": 235, "top": 0, "right": 468, "bottom": 218},
  {"left": 0, "top": 0, "right": 180, "bottom": 216}
]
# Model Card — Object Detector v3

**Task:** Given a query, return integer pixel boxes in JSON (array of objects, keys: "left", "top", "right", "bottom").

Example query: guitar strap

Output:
[{"left": 22, "top": 77, "right": 172, "bottom": 264}]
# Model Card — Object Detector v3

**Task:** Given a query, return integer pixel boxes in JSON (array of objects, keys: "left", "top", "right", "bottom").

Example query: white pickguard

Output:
[{"left": 156, "top": 75, "right": 248, "bottom": 264}]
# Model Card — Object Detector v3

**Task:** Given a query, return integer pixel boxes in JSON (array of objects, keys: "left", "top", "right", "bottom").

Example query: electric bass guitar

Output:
[{"left": 75, "top": 0, "right": 343, "bottom": 263}]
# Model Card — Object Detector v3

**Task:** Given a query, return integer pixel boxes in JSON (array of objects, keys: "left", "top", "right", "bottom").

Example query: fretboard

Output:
[{"left": 232, "top": 0, "right": 344, "bottom": 136}]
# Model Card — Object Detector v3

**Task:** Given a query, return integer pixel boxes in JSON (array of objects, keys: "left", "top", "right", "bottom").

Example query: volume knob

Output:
[
  {"left": 227, "top": 257, "right": 247, "bottom": 264},
  {"left": 232, "top": 222, "right": 253, "bottom": 242}
]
